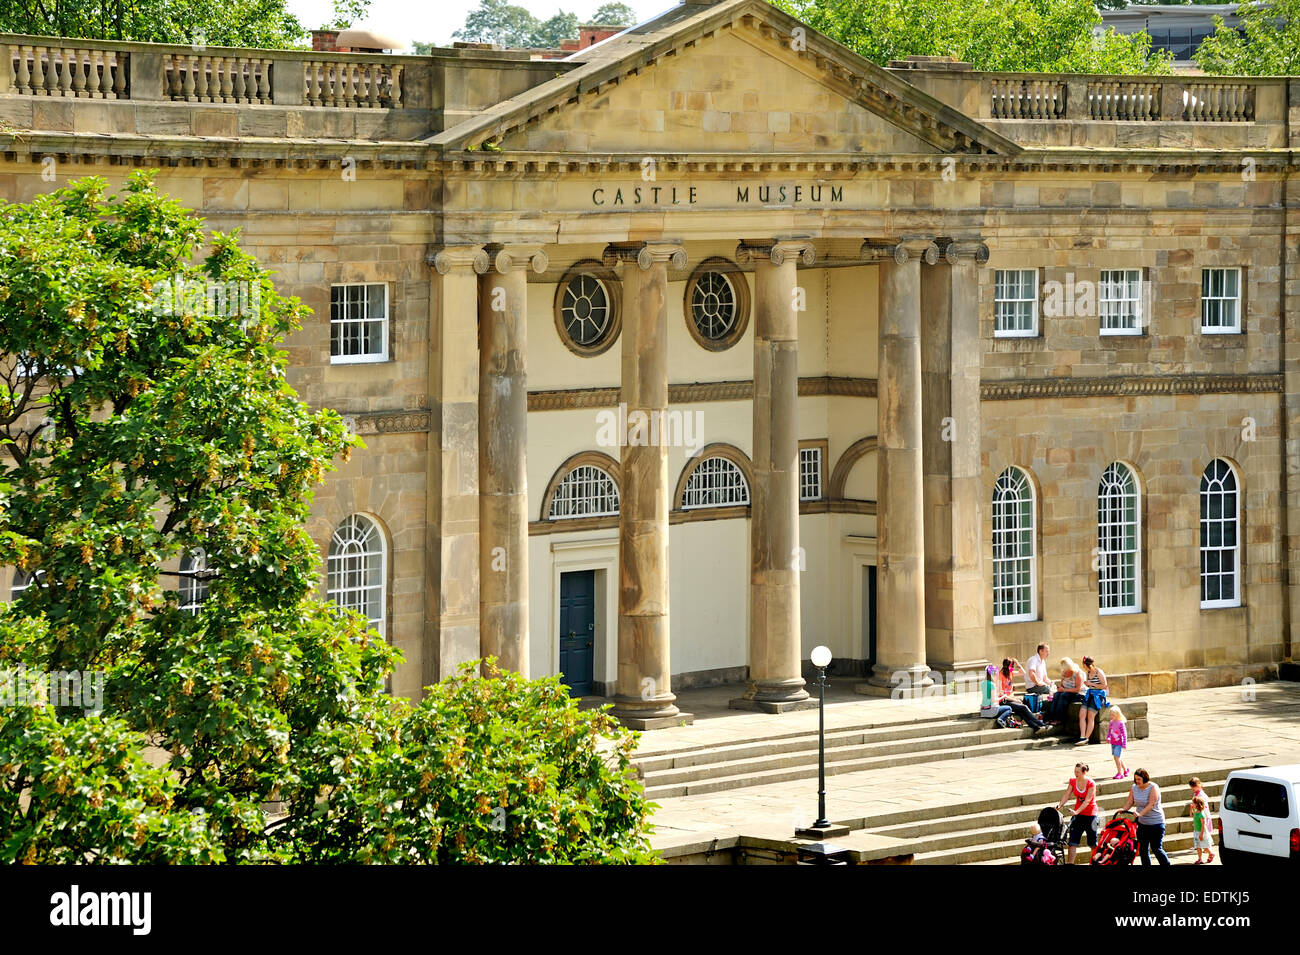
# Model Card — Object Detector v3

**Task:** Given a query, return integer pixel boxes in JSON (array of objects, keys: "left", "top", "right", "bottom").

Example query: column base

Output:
[
  {"left": 730, "top": 677, "right": 813, "bottom": 713},
  {"left": 610, "top": 696, "right": 694, "bottom": 731},
  {"left": 729, "top": 696, "right": 818, "bottom": 713},
  {"left": 854, "top": 663, "right": 934, "bottom": 699}
]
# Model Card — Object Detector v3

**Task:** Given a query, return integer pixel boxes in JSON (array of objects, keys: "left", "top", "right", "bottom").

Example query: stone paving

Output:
[{"left": 639, "top": 681, "right": 1300, "bottom": 864}]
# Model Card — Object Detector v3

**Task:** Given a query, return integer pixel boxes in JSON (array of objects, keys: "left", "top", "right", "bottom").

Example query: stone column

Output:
[
  {"left": 732, "top": 239, "right": 817, "bottom": 713},
  {"left": 427, "top": 245, "right": 487, "bottom": 688},
  {"left": 478, "top": 245, "right": 546, "bottom": 676},
  {"left": 604, "top": 242, "right": 693, "bottom": 730},
  {"left": 861, "top": 237, "right": 937, "bottom": 696},
  {"left": 921, "top": 239, "right": 991, "bottom": 679}
]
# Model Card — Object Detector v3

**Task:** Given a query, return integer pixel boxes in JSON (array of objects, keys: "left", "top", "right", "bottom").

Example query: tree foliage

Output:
[
  {"left": 0, "top": 175, "right": 655, "bottom": 864},
  {"left": 0, "top": 0, "right": 369, "bottom": 49},
  {"left": 1195, "top": 0, "right": 1300, "bottom": 75},
  {"left": 591, "top": 2, "right": 636, "bottom": 26},
  {"left": 451, "top": 0, "right": 592, "bottom": 48},
  {"left": 771, "top": 0, "right": 1174, "bottom": 73}
]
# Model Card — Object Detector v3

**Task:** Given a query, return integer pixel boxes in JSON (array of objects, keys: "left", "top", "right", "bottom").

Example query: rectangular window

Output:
[
  {"left": 799, "top": 446, "right": 823, "bottom": 501},
  {"left": 330, "top": 283, "right": 389, "bottom": 362},
  {"left": 1099, "top": 269, "right": 1142, "bottom": 335},
  {"left": 1201, "top": 268, "right": 1241, "bottom": 334},
  {"left": 994, "top": 269, "right": 1038, "bottom": 337}
]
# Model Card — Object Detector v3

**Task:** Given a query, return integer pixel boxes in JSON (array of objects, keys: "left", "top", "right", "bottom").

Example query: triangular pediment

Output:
[{"left": 430, "top": 0, "right": 1018, "bottom": 158}]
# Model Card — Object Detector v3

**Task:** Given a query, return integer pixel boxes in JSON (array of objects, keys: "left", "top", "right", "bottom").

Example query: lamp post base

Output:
[{"left": 795, "top": 823, "right": 851, "bottom": 840}]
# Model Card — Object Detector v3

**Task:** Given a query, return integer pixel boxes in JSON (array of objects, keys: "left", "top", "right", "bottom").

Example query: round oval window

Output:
[{"left": 561, "top": 274, "right": 612, "bottom": 348}]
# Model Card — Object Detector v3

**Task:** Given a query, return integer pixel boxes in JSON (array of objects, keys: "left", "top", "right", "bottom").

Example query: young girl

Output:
[
  {"left": 1191, "top": 792, "right": 1215, "bottom": 864},
  {"left": 1106, "top": 704, "right": 1129, "bottom": 778}
]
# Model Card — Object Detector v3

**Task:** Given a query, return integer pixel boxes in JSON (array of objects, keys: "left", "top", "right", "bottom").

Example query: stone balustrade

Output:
[
  {"left": 0, "top": 34, "right": 408, "bottom": 108},
  {"left": 983, "top": 73, "right": 1267, "bottom": 123}
]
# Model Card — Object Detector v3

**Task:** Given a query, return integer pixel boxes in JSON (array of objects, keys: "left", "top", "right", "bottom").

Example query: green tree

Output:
[
  {"left": 1196, "top": 0, "right": 1300, "bottom": 74},
  {"left": 453, "top": 0, "right": 541, "bottom": 47},
  {"left": 283, "top": 662, "right": 658, "bottom": 864},
  {"left": 531, "top": 11, "right": 579, "bottom": 47},
  {"left": 591, "top": 2, "right": 636, "bottom": 25},
  {"left": 771, "top": 0, "right": 1174, "bottom": 73},
  {"left": 0, "top": 175, "right": 656, "bottom": 864},
  {"left": 0, "top": 0, "right": 369, "bottom": 48}
]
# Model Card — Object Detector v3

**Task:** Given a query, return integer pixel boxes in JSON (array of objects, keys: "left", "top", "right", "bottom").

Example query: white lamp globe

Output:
[{"left": 810, "top": 645, "right": 832, "bottom": 668}]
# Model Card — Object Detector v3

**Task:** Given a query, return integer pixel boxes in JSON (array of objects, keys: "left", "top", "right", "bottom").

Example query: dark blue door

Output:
[{"left": 559, "top": 570, "right": 596, "bottom": 696}]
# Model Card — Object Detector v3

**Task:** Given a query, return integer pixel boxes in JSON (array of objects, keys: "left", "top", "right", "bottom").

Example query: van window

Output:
[{"left": 1223, "top": 778, "right": 1291, "bottom": 818}]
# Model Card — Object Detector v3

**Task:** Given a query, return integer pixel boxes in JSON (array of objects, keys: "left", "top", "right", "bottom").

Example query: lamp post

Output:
[{"left": 796, "top": 645, "right": 848, "bottom": 839}]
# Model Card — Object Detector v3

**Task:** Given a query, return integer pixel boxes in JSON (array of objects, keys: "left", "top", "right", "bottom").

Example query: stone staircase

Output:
[
  {"left": 635, "top": 704, "right": 1148, "bottom": 801},
  {"left": 858, "top": 769, "right": 1228, "bottom": 865}
]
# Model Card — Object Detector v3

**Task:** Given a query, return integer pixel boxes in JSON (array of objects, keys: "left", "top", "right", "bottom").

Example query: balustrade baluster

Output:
[{"left": 15, "top": 46, "right": 30, "bottom": 95}]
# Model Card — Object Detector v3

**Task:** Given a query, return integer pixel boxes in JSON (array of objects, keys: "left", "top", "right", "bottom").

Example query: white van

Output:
[{"left": 1218, "top": 765, "right": 1300, "bottom": 864}]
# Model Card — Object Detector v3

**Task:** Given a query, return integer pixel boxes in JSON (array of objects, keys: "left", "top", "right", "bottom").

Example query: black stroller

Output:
[{"left": 1020, "top": 806, "right": 1067, "bottom": 865}]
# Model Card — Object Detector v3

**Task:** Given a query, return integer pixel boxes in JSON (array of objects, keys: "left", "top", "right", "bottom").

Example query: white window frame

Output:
[
  {"left": 1200, "top": 267, "right": 1242, "bottom": 335},
  {"left": 994, "top": 269, "right": 1039, "bottom": 338},
  {"left": 1099, "top": 269, "right": 1143, "bottom": 336},
  {"left": 9, "top": 568, "right": 40, "bottom": 601},
  {"left": 1200, "top": 459, "right": 1242, "bottom": 609},
  {"left": 799, "top": 446, "right": 823, "bottom": 502},
  {"left": 1098, "top": 462, "right": 1142, "bottom": 615},
  {"left": 682, "top": 456, "right": 750, "bottom": 510},
  {"left": 992, "top": 467, "right": 1037, "bottom": 624},
  {"left": 179, "top": 548, "right": 211, "bottom": 615},
  {"left": 329, "top": 282, "right": 389, "bottom": 364},
  {"left": 549, "top": 465, "right": 620, "bottom": 519},
  {"left": 327, "top": 514, "right": 387, "bottom": 638}
]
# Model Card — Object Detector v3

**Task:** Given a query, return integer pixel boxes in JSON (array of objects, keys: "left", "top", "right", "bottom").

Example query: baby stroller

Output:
[
  {"left": 1020, "top": 806, "right": 1067, "bottom": 865},
  {"left": 1090, "top": 811, "right": 1139, "bottom": 866}
]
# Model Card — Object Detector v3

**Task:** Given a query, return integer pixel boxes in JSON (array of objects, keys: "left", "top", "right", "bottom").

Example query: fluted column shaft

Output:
[
  {"left": 865, "top": 238, "right": 937, "bottom": 691},
  {"left": 738, "top": 239, "right": 815, "bottom": 708},
  {"left": 606, "top": 242, "right": 691, "bottom": 729},
  {"left": 478, "top": 245, "right": 546, "bottom": 676}
]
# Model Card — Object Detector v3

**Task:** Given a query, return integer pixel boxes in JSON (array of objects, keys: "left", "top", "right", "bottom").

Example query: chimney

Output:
[{"left": 312, "top": 29, "right": 339, "bottom": 52}]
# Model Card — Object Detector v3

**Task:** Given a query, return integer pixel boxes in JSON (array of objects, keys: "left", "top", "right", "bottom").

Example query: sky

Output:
[{"left": 286, "top": 0, "right": 676, "bottom": 50}]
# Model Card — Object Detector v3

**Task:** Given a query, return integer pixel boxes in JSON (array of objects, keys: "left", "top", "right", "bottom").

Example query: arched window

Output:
[
  {"left": 1098, "top": 462, "right": 1141, "bottom": 614},
  {"left": 179, "top": 548, "right": 210, "bottom": 615},
  {"left": 549, "top": 464, "right": 620, "bottom": 519},
  {"left": 992, "top": 466, "right": 1036, "bottom": 622},
  {"left": 10, "top": 569, "right": 37, "bottom": 601},
  {"left": 1201, "top": 459, "right": 1241, "bottom": 608},
  {"left": 682, "top": 456, "right": 750, "bottom": 509},
  {"left": 327, "top": 515, "right": 386, "bottom": 637}
]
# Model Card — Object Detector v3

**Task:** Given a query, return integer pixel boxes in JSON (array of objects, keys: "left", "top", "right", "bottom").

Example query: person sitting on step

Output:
[
  {"left": 997, "top": 658, "right": 1047, "bottom": 731},
  {"left": 980, "top": 665, "right": 1014, "bottom": 726}
]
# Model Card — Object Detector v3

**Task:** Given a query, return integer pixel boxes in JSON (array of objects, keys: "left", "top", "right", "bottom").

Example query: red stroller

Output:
[{"left": 1090, "top": 811, "right": 1139, "bottom": 865}]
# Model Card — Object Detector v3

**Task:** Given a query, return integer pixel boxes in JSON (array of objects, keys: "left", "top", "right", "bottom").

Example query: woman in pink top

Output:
[{"left": 1055, "top": 762, "right": 1100, "bottom": 864}]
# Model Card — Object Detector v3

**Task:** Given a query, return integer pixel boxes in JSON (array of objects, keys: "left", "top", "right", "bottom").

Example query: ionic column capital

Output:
[
  {"left": 860, "top": 237, "right": 940, "bottom": 266},
  {"left": 429, "top": 244, "right": 489, "bottom": 275},
  {"left": 602, "top": 241, "right": 687, "bottom": 271},
  {"left": 735, "top": 238, "right": 816, "bottom": 267},
  {"left": 941, "top": 238, "right": 991, "bottom": 266},
  {"left": 485, "top": 244, "right": 548, "bottom": 275}
]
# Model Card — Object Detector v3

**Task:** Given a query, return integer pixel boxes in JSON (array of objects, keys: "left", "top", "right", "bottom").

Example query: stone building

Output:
[{"left": 0, "top": 0, "right": 1293, "bottom": 726}]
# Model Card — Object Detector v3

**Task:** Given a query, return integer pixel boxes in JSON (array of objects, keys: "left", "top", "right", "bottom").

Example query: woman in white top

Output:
[{"left": 1045, "top": 657, "right": 1085, "bottom": 724}]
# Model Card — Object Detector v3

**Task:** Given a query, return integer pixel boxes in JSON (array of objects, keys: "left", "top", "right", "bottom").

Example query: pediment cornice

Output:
[{"left": 427, "top": 0, "right": 1020, "bottom": 158}]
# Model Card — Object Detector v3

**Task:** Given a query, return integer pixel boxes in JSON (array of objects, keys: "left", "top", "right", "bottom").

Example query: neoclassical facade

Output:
[{"left": 0, "top": 0, "right": 1294, "bottom": 725}]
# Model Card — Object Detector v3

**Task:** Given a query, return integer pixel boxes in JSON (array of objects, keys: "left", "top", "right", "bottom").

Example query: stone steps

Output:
[
  {"left": 637, "top": 703, "right": 1147, "bottom": 800},
  {"left": 864, "top": 770, "right": 1235, "bottom": 865}
]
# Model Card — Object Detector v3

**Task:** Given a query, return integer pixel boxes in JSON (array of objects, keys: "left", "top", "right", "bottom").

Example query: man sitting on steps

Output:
[{"left": 1025, "top": 643, "right": 1055, "bottom": 698}]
